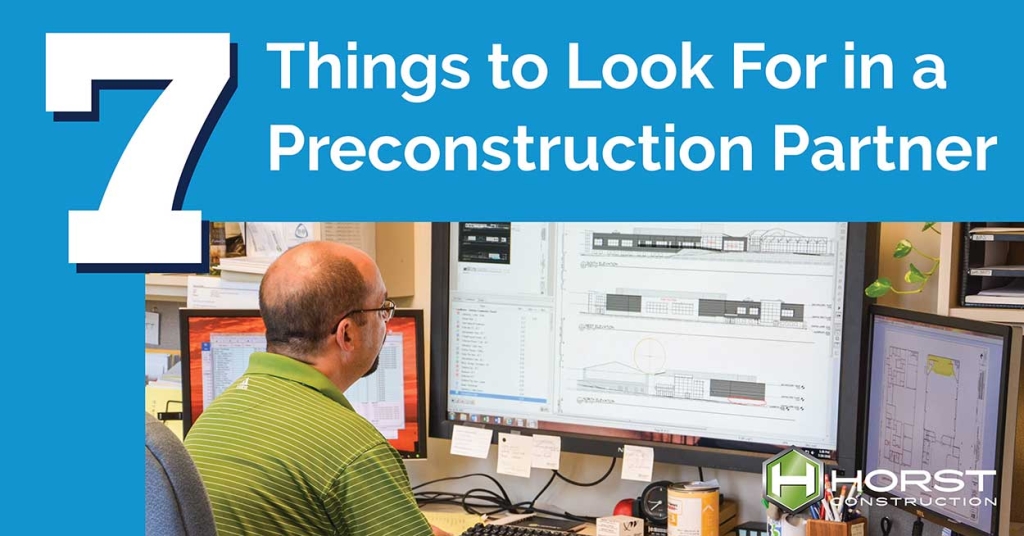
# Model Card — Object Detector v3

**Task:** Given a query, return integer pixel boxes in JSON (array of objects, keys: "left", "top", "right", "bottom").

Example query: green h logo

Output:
[{"left": 763, "top": 448, "right": 824, "bottom": 513}]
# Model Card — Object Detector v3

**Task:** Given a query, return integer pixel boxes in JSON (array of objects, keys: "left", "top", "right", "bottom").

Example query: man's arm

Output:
[{"left": 324, "top": 442, "right": 435, "bottom": 536}]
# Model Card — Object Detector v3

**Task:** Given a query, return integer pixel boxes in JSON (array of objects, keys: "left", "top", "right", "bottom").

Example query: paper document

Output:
[
  {"left": 979, "top": 279, "right": 1024, "bottom": 296},
  {"left": 160, "top": 361, "right": 183, "bottom": 384},
  {"left": 621, "top": 445, "right": 655, "bottom": 482},
  {"left": 187, "top": 276, "right": 259, "bottom": 309},
  {"left": 450, "top": 425, "right": 493, "bottom": 459},
  {"left": 217, "top": 256, "right": 275, "bottom": 275},
  {"left": 320, "top": 223, "right": 376, "bottom": 258},
  {"left": 531, "top": 435, "right": 561, "bottom": 470},
  {"left": 146, "top": 352, "right": 176, "bottom": 382},
  {"left": 497, "top": 433, "right": 533, "bottom": 478},
  {"left": 970, "top": 227, "right": 1024, "bottom": 235},
  {"left": 966, "top": 295, "right": 1024, "bottom": 305},
  {"left": 145, "top": 312, "right": 160, "bottom": 346},
  {"left": 422, "top": 511, "right": 484, "bottom": 536},
  {"left": 969, "top": 279, "right": 1024, "bottom": 305},
  {"left": 244, "top": 222, "right": 316, "bottom": 257}
]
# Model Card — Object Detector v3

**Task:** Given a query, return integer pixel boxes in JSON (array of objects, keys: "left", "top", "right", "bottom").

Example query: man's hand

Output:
[{"left": 431, "top": 525, "right": 453, "bottom": 536}]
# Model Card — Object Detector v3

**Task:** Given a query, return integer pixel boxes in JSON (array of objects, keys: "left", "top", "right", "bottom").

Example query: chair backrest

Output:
[{"left": 145, "top": 413, "right": 217, "bottom": 536}]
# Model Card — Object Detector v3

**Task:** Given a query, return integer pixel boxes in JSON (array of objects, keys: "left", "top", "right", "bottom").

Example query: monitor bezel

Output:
[
  {"left": 179, "top": 307, "right": 429, "bottom": 460},
  {"left": 429, "top": 222, "right": 879, "bottom": 475},
  {"left": 861, "top": 304, "right": 1015, "bottom": 536}
]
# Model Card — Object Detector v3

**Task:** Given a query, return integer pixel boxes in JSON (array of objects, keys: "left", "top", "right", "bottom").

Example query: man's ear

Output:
[{"left": 334, "top": 319, "right": 354, "bottom": 351}]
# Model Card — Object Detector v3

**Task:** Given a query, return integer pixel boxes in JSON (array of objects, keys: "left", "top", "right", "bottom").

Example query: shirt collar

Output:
[{"left": 244, "top": 352, "right": 354, "bottom": 411}]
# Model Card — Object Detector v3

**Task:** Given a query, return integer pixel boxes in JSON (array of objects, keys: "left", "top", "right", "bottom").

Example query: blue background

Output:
[{"left": 4, "top": 0, "right": 1022, "bottom": 532}]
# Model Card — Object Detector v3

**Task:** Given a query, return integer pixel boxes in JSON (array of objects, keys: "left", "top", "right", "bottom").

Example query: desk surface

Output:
[{"left": 421, "top": 504, "right": 597, "bottom": 536}]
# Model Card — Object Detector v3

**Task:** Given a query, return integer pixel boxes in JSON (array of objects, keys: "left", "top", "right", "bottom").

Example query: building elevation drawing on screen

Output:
[{"left": 866, "top": 223, "right": 941, "bottom": 298}]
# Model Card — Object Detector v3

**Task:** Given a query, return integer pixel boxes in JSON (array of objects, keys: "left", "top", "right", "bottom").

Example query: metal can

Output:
[{"left": 667, "top": 482, "right": 719, "bottom": 536}]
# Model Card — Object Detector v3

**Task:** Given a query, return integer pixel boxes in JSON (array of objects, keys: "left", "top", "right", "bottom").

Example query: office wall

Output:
[
  {"left": 145, "top": 300, "right": 183, "bottom": 351},
  {"left": 875, "top": 222, "right": 942, "bottom": 313}
]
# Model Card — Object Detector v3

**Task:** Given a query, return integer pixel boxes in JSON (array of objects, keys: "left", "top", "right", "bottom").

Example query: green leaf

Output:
[
  {"left": 905, "top": 263, "right": 928, "bottom": 284},
  {"left": 922, "top": 223, "right": 937, "bottom": 232},
  {"left": 894, "top": 239, "right": 913, "bottom": 258},
  {"left": 865, "top": 278, "right": 892, "bottom": 298}
]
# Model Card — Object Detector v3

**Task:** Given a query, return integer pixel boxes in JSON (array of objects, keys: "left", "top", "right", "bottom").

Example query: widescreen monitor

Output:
[
  {"left": 179, "top": 308, "right": 427, "bottom": 459},
  {"left": 863, "top": 305, "right": 1022, "bottom": 536},
  {"left": 429, "top": 222, "right": 878, "bottom": 474}
]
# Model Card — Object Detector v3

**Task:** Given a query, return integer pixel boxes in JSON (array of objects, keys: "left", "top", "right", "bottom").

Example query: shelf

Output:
[
  {"left": 948, "top": 307, "right": 1024, "bottom": 325},
  {"left": 145, "top": 274, "right": 189, "bottom": 302},
  {"left": 967, "top": 225, "right": 1024, "bottom": 243}
]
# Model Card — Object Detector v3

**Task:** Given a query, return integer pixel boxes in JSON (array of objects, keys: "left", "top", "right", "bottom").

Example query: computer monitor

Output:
[
  {"left": 179, "top": 308, "right": 428, "bottom": 459},
  {"left": 862, "top": 305, "right": 1022, "bottom": 536},
  {"left": 429, "top": 222, "right": 879, "bottom": 474}
]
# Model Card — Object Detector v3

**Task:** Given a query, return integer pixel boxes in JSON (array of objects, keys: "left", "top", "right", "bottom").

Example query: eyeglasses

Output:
[{"left": 330, "top": 299, "right": 396, "bottom": 333}]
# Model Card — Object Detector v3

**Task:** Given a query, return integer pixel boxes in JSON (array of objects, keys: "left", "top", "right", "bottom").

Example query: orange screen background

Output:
[{"left": 186, "top": 314, "right": 422, "bottom": 455}]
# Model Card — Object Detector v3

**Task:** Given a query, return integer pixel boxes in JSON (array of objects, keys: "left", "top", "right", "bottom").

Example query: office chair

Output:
[{"left": 145, "top": 413, "right": 217, "bottom": 536}]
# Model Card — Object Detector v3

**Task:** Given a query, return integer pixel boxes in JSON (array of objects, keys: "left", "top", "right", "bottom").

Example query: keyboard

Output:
[{"left": 458, "top": 523, "right": 568, "bottom": 536}]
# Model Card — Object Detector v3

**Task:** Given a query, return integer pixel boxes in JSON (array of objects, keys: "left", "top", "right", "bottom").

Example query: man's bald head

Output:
[{"left": 259, "top": 241, "right": 379, "bottom": 359}]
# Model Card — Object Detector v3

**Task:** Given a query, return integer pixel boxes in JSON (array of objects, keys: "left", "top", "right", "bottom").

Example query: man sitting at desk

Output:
[{"left": 185, "top": 241, "right": 447, "bottom": 536}]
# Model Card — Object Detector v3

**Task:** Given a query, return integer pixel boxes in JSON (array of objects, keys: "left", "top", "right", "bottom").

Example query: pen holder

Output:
[{"left": 805, "top": 518, "right": 867, "bottom": 536}]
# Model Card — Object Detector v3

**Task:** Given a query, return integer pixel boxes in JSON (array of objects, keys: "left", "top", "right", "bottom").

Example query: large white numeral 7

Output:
[{"left": 46, "top": 33, "right": 234, "bottom": 269}]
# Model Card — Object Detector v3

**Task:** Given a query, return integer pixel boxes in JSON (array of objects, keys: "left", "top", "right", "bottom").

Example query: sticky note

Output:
[
  {"left": 497, "top": 433, "right": 533, "bottom": 478},
  {"left": 450, "top": 425, "right": 493, "bottom": 459},
  {"left": 621, "top": 445, "right": 654, "bottom": 482},
  {"left": 531, "top": 434, "right": 561, "bottom": 470}
]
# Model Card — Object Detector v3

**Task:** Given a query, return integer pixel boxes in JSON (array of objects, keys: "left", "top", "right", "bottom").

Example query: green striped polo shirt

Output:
[{"left": 184, "top": 352, "right": 432, "bottom": 536}]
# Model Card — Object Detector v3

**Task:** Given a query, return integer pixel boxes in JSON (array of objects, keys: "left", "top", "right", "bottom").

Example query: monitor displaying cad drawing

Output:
[
  {"left": 431, "top": 222, "right": 876, "bottom": 472},
  {"left": 863, "top": 306, "right": 1018, "bottom": 536}
]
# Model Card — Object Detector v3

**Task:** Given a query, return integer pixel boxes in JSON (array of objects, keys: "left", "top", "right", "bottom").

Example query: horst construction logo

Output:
[{"left": 763, "top": 448, "right": 824, "bottom": 513}]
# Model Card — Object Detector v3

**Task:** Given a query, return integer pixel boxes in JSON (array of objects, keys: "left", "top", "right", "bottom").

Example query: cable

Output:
[
  {"left": 414, "top": 490, "right": 508, "bottom": 517},
  {"left": 413, "top": 473, "right": 513, "bottom": 504},
  {"left": 412, "top": 456, "right": 618, "bottom": 526},
  {"left": 553, "top": 456, "right": 617, "bottom": 487},
  {"left": 412, "top": 473, "right": 515, "bottom": 516},
  {"left": 522, "top": 456, "right": 617, "bottom": 523},
  {"left": 525, "top": 471, "right": 557, "bottom": 510}
]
